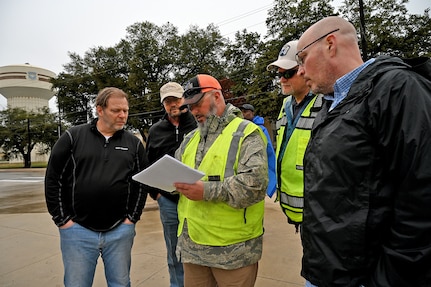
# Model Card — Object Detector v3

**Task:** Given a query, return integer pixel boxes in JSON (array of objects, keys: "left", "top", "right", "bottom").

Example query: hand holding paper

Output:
[{"left": 132, "top": 154, "right": 205, "bottom": 192}]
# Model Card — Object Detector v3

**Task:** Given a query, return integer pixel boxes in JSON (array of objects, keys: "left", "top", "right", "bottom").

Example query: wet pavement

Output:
[
  {"left": 0, "top": 169, "right": 47, "bottom": 214},
  {"left": 0, "top": 168, "right": 305, "bottom": 286}
]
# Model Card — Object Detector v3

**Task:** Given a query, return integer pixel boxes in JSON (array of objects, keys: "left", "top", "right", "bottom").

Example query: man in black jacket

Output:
[
  {"left": 146, "top": 82, "right": 197, "bottom": 287},
  {"left": 296, "top": 16, "right": 431, "bottom": 286},
  {"left": 45, "top": 87, "right": 149, "bottom": 286}
]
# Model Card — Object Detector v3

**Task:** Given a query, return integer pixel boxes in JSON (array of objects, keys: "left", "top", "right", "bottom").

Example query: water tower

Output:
[
  {"left": 0, "top": 64, "right": 57, "bottom": 164},
  {"left": 0, "top": 64, "right": 56, "bottom": 111}
]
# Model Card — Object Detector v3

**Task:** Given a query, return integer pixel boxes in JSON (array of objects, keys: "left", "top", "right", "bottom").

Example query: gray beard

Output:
[
  {"left": 198, "top": 120, "right": 209, "bottom": 139},
  {"left": 198, "top": 101, "right": 218, "bottom": 139},
  {"left": 198, "top": 114, "right": 217, "bottom": 139}
]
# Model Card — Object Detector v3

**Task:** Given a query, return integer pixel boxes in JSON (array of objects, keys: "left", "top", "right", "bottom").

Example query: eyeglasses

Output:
[
  {"left": 277, "top": 68, "right": 298, "bottom": 79},
  {"left": 295, "top": 28, "right": 340, "bottom": 66}
]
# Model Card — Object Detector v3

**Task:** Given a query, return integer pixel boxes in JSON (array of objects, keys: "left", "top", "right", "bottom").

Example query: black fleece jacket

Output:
[
  {"left": 45, "top": 118, "right": 148, "bottom": 232},
  {"left": 146, "top": 110, "right": 197, "bottom": 202}
]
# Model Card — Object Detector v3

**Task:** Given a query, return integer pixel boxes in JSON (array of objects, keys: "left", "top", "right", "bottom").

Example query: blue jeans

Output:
[
  {"left": 158, "top": 196, "right": 184, "bottom": 287},
  {"left": 59, "top": 222, "right": 135, "bottom": 287}
]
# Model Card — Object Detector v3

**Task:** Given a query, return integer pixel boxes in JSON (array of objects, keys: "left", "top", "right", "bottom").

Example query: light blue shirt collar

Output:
[{"left": 325, "top": 58, "right": 375, "bottom": 111}]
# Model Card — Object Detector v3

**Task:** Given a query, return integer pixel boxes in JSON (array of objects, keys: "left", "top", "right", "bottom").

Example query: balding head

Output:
[
  {"left": 302, "top": 17, "right": 357, "bottom": 44},
  {"left": 296, "top": 16, "right": 364, "bottom": 94}
]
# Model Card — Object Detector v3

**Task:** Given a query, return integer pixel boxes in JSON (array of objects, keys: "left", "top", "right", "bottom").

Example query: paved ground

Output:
[{"left": 0, "top": 168, "right": 305, "bottom": 286}]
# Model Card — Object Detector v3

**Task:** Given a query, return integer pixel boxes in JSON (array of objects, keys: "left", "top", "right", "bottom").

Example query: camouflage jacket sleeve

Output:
[{"left": 203, "top": 129, "right": 268, "bottom": 209}]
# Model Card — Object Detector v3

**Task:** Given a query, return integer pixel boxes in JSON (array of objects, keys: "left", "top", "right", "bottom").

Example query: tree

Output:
[
  {"left": 266, "top": 0, "right": 336, "bottom": 42},
  {"left": 224, "top": 29, "right": 265, "bottom": 106},
  {"left": 52, "top": 21, "right": 230, "bottom": 140},
  {"left": 51, "top": 0, "right": 430, "bottom": 129},
  {"left": 122, "top": 21, "right": 183, "bottom": 136},
  {"left": 250, "top": 0, "right": 335, "bottom": 120},
  {"left": 338, "top": 0, "right": 431, "bottom": 58},
  {"left": 176, "top": 24, "right": 227, "bottom": 80},
  {"left": 254, "top": 0, "right": 430, "bottom": 119},
  {"left": 52, "top": 54, "right": 98, "bottom": 126},
  {"left": 0, "top": 107, "right": 59, "bottom": 168}
]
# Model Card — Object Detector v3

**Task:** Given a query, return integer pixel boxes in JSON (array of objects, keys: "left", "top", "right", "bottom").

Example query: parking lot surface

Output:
[{"left": 0, "top": 168, "right": 304, "bottom": 286}]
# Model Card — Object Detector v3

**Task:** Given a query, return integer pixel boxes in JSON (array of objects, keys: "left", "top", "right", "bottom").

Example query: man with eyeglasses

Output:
[
  {"left": 145, "top": 82, "right": 197, "bottom": 287},
  {"left": 266, "top": 40, "right": 323, "bottom": 233},
  {"left": 296, "top": 16, "right": 431, "bottom": 287},
  {"left": 173, "top": 74, "right": 268, "bottom": 287}
]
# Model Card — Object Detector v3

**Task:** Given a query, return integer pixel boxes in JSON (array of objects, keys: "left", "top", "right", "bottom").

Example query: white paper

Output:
[{"left": 132, "top": 154, "right": 205, "bottom": 192}]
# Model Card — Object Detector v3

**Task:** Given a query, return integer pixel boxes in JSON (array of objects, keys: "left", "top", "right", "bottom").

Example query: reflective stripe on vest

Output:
[
  {"left": 276, "top": 94, "right": 323, "bottom": 223},
  {"left": 226, "top": 120, "right": 249, "bottom": 177},
  {"left": 178, "top": 117, "right": 265, "bottom": 246}
]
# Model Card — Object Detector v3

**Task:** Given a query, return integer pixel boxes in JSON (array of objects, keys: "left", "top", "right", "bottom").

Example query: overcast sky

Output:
[{"left": 0, "top": 0, "right": 429, "bottom": 110}]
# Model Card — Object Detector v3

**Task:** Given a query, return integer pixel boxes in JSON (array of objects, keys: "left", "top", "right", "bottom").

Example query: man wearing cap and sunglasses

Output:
[
  {"left": 146, "top": 82, "right": 197, "bottom": 287},
  {"left": 267, "top": 40, "right": 323, "bottom": 233},
  {"left": 173, "top": 74, "right": 268, "bottom": 287}
]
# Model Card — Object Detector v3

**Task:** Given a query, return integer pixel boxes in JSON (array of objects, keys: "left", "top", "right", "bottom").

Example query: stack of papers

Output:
[{"left": 132, "top": 154, "right": 205, "bottom": 192}]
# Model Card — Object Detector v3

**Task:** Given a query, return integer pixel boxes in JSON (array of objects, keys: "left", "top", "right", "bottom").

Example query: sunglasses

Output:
[
  {"left": 277, "top": 68, "right": 298, "bottom": 79},
  {"left": 183, "top": 86, "right": 218, "bottom": 99}
]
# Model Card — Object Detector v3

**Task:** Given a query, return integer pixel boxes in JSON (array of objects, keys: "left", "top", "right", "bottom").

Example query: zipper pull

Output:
[{"left": 176, "top": 126, "right": 179, "bottom": 142}]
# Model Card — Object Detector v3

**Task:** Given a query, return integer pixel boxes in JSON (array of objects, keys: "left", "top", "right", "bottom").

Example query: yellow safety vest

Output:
[
  {"left": 178, "top": 117, "right": 265, "bottom": 246},
  {"left": 276, "top": 95, "right": 323, "bottom": 224}
]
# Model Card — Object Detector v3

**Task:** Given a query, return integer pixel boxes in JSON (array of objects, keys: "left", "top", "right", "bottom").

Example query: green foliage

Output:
[
  {"left": 48, "top": 0, "right": 430, "bottom": 133},
  {"left": 223, "top": 30, "right": 264, "bottom": 105},
  {"left": 266, "top": 0, "right": 337, "bottom": 42},
  {"left": 242, "top": 0, "right": 337, "bottom": 120},
  {"left": 176, "top": 24, "right": 227, "bottom": 80},
  {"left": 121, "top": 21, "right": 180, "bottom": 134},
  {"left": 0, "top": 107, "right": 59, "bottom": 168},
  {"left": 339, "top": 0, "right": 431, "bottom": 58},
  {"left": 3, "top": 0, "right": 428, "bottom": 169}
]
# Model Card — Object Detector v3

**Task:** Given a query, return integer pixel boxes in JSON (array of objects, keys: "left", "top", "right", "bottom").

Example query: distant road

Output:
[
  {"left": 0, "top": 169, "right": 47, "bottom": 214},
  {"left": 0, "top": 168, "right": 158, "bottom": 214}
]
